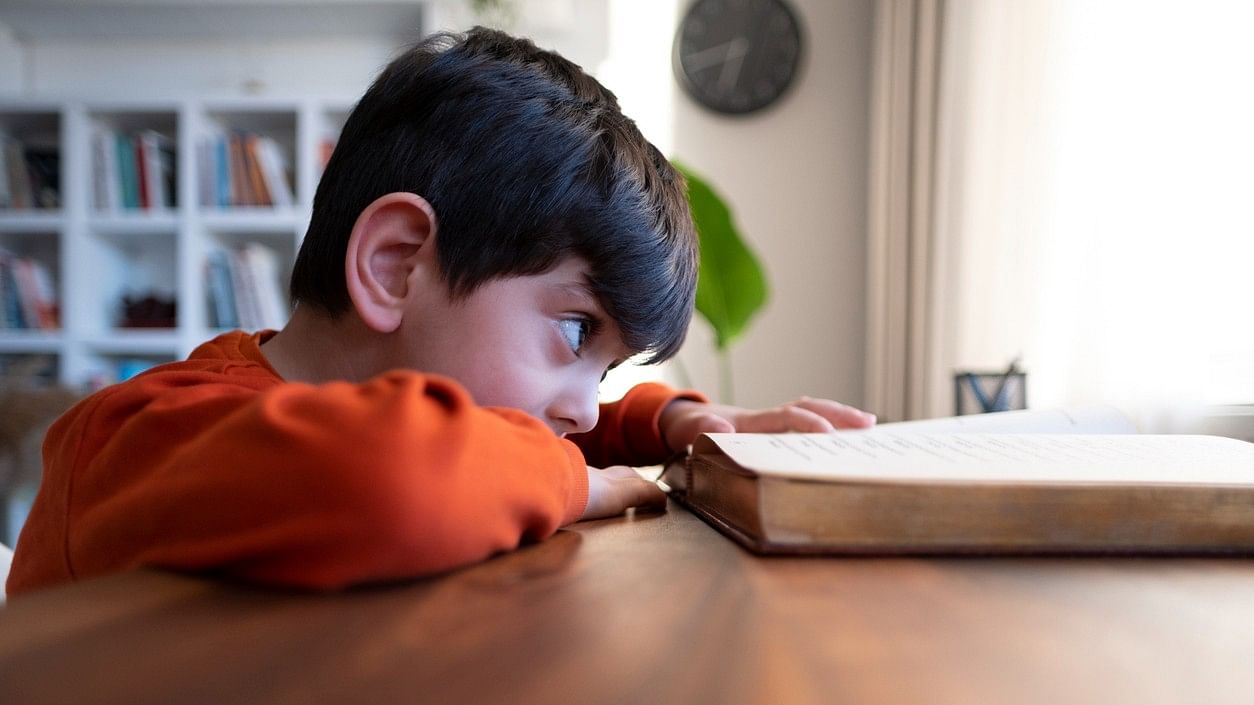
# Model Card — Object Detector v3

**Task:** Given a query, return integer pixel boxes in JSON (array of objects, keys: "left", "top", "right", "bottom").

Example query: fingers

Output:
[
  {"left": 664, "top": 412, "right": 736, "bottom": 453},
  {"left": 732, "top": 399, "right": 877, "bottom": 434},
  {"left": 581, "top": 466, "right": 668, "bottom": 521},
  {"left": 691, "top": 413, "right": 737, "bottom": 435},
  {"left": 793, "top": 397, "right": 877, "bottom": 429},
  {"left": 736, "top": 405, "right": 836, "bottom": 434}
]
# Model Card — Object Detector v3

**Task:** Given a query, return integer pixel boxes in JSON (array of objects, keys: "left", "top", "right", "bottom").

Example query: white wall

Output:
[
  {"left": 669, "top": 0, "right": 874, "bottom": 409},
  {"left": 0, "top": 23, "right": 23, "bottom": 94},
  {"left": 16, "top": 37, "right": 396, "bottom": 100}
]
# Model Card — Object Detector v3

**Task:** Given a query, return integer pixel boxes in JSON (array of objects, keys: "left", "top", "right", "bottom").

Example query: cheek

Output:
[
  {"left": 465, "top": 365, "right": 553, "bottom": 415},
  {"left": 453, "top": 341, "right": 555, "bottom": 412}
]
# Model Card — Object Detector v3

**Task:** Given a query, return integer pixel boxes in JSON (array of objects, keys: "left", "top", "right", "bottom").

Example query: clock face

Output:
[{"left": 673, "top": 0, "right": 804, "bottom": 115}]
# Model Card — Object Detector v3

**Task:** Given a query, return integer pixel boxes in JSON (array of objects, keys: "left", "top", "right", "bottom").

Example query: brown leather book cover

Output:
[{"left": 663, "top": 431, "right": 1254, "bottom": 555}]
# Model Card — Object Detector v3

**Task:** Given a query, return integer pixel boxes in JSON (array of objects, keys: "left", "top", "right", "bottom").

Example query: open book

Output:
[{"left": 659, "top": 407, "right": 1254, "bottom": 555}]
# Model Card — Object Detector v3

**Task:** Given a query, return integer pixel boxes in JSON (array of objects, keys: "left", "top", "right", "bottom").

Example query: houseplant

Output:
[{"left": 674, "top": 162, "right": 768, "bottom": 404}]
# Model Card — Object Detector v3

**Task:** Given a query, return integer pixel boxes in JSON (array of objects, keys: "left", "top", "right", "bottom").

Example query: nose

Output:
[{"left": 547, "top": 376, "right": 600, "bottom": 436}]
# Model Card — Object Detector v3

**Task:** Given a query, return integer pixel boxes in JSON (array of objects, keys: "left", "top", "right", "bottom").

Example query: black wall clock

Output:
[{"left": 673, "top": 0, "right": 804, "bottom": 116}]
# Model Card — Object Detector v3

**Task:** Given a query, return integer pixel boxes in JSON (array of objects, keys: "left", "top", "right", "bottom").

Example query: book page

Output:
[
  {"left": 870, "top": 406, "right": 1137, "bottom": 434},
  {"left": 697, "top": 433, "right": 1254, "bottom": 486}
]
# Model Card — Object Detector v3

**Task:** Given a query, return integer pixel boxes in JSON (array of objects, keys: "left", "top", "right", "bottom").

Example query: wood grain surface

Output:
[{"left": 2, "top": 499, "right": 1253, "bottom": 705}]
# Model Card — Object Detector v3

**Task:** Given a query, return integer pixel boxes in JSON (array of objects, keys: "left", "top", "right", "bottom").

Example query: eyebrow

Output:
[
  {"left": 551, "top": 281, "right": 599, "bottom": 305},
  {"left": 551, "top": 281, "right": 635, "bottom": 364}
]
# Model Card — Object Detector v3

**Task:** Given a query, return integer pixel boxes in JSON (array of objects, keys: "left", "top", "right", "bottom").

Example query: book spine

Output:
[
  {"left": 227, "top": 247, "right": 260, "bottom": 330},
  {"left": 0, "top": 133, "right": 11, "bottom": 209},
  {"left": 5, "top": 137, "right": 32, "bottom": 209},
  {"left": 159, "top": 138, "right": 176, "bottom": 209},
  {"left": 12, "top": 258, "right": 41, "bottom": 329},
  {"left": 257, "top": 137, "right": 293, "bottom": 207},
  {"left": 215, "top": 135, "right": 230, "bottom": 208},
  {"left": 140, "top": 130, "right": 165, "bottom": 211},
  {"left": 135, "top": 134, "right": 150, "bottom": 209},
  {"left": 1, "top": 254, "right": 26, "bottom": 328},
  {"left": 29, "top": 259, "right": 59, "bottom": 328},
  {"left": 244, "top": 135, "right": 271, "bottom": 207},
  {"left": 206, "top": 250, "right": 239, "bottom": 329},
  {"left": 100, "top": 129, "right": 121, "bottom": 212},
  {"left": 197, "top": 139, "right": 213, "bottom": 208},
  {"left": 91, "top": 130, "right": 108, "bottom": 211},
  {"left": 242, "top": 243, "right": 287, "bottom": 330},
  {"left": 0, "top": 255, "right": 12, "bottom": 328},
  {"left": 115, "top": 133, "right": 137, "bottom": 209},
  {"left": 228, "top": 132, "right": 249, "bottom": 207}
]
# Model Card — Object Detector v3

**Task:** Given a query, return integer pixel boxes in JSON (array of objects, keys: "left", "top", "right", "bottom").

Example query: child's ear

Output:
[{"left": 344, "top": 192, "right": 438, "bottom": 333}]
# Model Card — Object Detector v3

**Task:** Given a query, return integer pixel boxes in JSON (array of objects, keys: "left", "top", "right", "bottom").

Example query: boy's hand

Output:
[
  {"left": 660, "top": 397, "right": 877, "bottom": 452},
  {"left": 581, "top": 465, "right": 668, "bottom": 521}
]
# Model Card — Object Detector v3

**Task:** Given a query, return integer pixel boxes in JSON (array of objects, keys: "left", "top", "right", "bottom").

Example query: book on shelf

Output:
[
  {"left": 255, "top": 136, "right": 293, "bottom": 207},
  {"left": 139, "top": 130, "right": 175, "bottom": 211},
  {"left": 228, "top": 132, "right": 248, "bottom": 207},
  {"left": 206, "top": 243, "right": 288, "bottom": 331},
  {"left": 659, "top": 406, "right": 1254, "bottom": 555},
  {"left": 0, "top": 133, "right": 60, "bottom": 210},
  {"left": 200, "top": 130, "right": 293, "bottom": 209},
  {"left": 0, "top": 250, "right": 58, "bottom": 329},
  {"left": 238, "top": 243, "right": 288, "bottom": 328},
  {"left": 205, "top": 250, "right": 239, "bottom": 330},
  {"left": 92, "top": 128, "right": 118, "bottom": 211},
  {"left": 92, "top": 128, "right": 174, "bottom": 212},
  {"left": 116, "top": 133, "right": 138, "bottom": 209}
]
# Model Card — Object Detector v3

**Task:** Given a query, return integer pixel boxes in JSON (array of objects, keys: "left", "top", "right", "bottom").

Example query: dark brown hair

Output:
[{"left": 290, "top": 27, "right": 696, "bottom": 362}]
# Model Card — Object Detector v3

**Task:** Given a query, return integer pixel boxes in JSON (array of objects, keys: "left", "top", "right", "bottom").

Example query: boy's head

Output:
[{"left": 290, "top": 27, "right": 697, "bottom": 367}]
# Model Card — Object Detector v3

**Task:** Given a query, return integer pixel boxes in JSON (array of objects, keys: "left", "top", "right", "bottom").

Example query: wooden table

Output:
[{"left": 2, "top": 499, "right": 1253, "bottom": 705}]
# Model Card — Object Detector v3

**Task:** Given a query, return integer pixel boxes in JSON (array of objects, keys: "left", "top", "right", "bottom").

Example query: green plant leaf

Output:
[{"left": 674, "top": 161, "right": 768, "bottom": 350}]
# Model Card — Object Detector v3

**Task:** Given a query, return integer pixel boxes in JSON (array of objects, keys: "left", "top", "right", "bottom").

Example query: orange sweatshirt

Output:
[{"left": 8, "top": 330, "right": 701, "bottom": 596}]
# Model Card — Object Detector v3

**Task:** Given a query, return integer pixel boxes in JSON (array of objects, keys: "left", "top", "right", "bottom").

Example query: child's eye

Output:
[{"left": 558, "top": 317, "right": 593, "bottom": 354}]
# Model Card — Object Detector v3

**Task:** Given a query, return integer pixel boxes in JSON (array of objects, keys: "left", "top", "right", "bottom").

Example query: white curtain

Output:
[
  {"left": 899, "top": 0, "right": 1254, "bottom": 418},
  {"left": 865, "top": 0, "right": 944, "bottom": 422}
]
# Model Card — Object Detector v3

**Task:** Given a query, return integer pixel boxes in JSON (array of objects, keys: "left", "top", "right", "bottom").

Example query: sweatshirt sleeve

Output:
[
  {"left": 569, "top": 382, "right": 707, "bottom": 468},
  {"left": 25, "top": 370, "right": 587, "bottom": 592}
]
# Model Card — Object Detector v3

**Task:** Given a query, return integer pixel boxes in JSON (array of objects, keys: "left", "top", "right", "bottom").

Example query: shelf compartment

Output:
[
  {"left": 0, "top": 229, "right": 62, "bottom": 331},
  {"left": 88, "top": 109, "right": 179, "bottom": 214},
  {"left": 0, "top": 351, "right": 61, "bottom": 384},
  {"left": 199, "top": 108, "right": 297, "bottom": 210},
  {"left": 202, "top": 226, "right": 295, "bottom": 332},
  {"left": 0, "top": 109, "right": 63, "bottom": 213},
  {"left": 82, "top": 224, "right": 178, "bottom": 331}
]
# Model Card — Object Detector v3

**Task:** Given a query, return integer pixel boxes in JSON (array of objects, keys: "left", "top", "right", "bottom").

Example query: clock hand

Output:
[
  {"left": 718, "top": 37, "right": 750, "bottom": 93},
  {"left": 684, "top": 39, "right": 742, "bottom": 72}
]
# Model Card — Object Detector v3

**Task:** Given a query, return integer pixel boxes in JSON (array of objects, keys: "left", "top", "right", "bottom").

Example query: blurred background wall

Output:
[
  {"left": 0, "top": 0, "right": 877, "bottom": 411},
  {"left": 2, "top": 0, "right": 1250, "bottom": 418}
]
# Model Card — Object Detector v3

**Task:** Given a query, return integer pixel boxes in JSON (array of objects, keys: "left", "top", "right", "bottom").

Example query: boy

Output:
[{"left": 7, "top": 28, "right": 873, "bottom": 596}]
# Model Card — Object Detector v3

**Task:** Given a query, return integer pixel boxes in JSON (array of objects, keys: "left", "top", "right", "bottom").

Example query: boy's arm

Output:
[
  {"left": 567, "top": 383, "right": 876, "bottom": 468},
  {"left": 23, "top": 370, "right": 588, "bottom": 592},
  {"left": 567, "top": 382, "right": 707, "bottom": 468}
]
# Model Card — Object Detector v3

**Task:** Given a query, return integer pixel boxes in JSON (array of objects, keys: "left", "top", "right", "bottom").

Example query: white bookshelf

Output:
[{"left": 0, "top": 98, "right": 352, "bottom": 387}]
